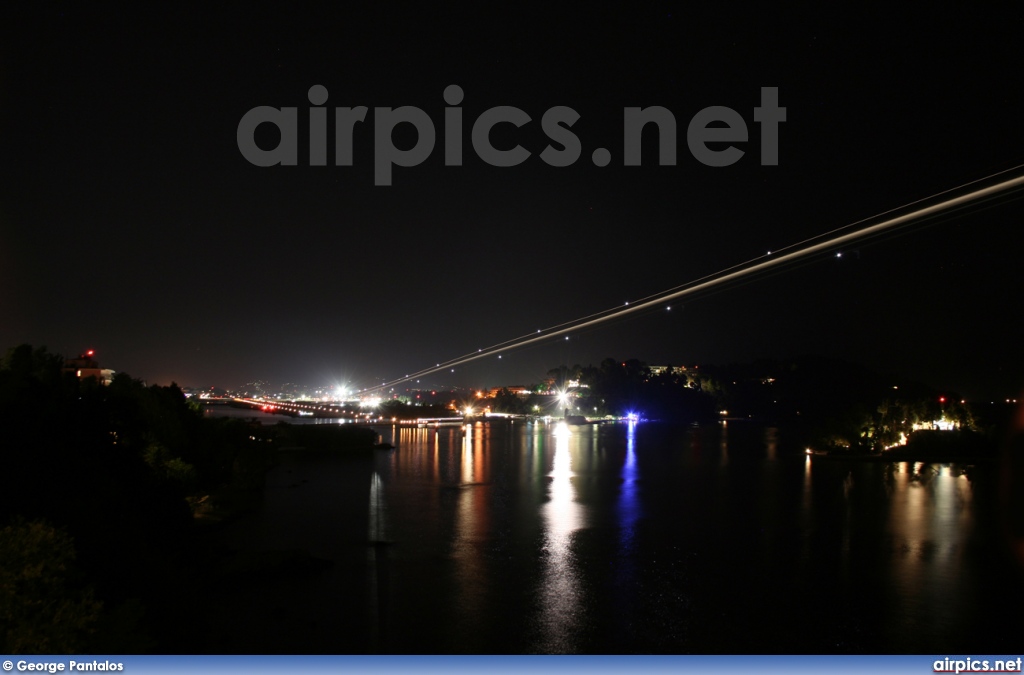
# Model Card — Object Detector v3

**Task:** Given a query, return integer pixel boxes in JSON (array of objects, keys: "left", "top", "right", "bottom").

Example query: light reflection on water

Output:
[
  {"left": 536, "top": 422, "right": 584, "bottom": 652},
  {"left": 212, "top": 420, "right": 1020, "bottom": 653},
  {"left": 454, "top": 423, "right": 487, "bottom": 621},
  {"left": 619, "top": 421, "right": 641, "bottom": 544},
  {"left": 883, "top": 460, "right": 977, "bottom": 636},
  {"left": 368, "top": 472, "right": 389, "bottom": 543}
]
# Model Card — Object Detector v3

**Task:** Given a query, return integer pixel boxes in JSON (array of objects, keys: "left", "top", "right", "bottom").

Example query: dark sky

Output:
[{"left": 2, "top": 5, "right": 1022, "bottom": 399}]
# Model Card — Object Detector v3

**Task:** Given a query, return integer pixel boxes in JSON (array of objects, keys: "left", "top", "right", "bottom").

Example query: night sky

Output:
[{"left": 2, "top": 6, "right": 1022, "bottom": 399}]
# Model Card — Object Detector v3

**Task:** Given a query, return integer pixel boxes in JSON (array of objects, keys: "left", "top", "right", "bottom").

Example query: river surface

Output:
[{"left": 203, "top": 417, "right": 1024, "bottom": 654}]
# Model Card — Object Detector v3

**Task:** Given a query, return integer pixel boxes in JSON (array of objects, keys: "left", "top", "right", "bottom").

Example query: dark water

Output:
[{"left": 205, "top": 419, "right": 1024, "bottom": 654}]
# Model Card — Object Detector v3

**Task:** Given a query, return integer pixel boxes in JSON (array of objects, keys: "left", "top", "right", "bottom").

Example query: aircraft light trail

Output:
[{"left": 362, "top": 168, "right": 1024, "bottom": 393}]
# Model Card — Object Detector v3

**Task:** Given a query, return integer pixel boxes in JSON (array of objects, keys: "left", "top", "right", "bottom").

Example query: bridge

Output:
[
  {"left": 226, "top": 397, "right": 468, "bottom": 426},
  {"left": 212, "top": 398, "right": 583, "bottom": 427}
]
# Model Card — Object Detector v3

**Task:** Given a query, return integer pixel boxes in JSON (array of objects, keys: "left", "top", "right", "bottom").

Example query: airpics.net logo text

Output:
[{"left": 236, "top": 85, "right": 786, "bottom": 186}]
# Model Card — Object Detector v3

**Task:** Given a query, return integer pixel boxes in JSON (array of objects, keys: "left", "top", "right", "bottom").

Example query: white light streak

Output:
[{"left": 362, "top": 169, "right": 1024, "bottom": 393}]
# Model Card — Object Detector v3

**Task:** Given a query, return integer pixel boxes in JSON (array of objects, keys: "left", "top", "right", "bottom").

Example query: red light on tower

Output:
[
  {"left": 86, "top": 350, "right": 94, "bottom": 357},
  {"left": 939, "top": 396, "right": 946, "bottom": 403}
]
